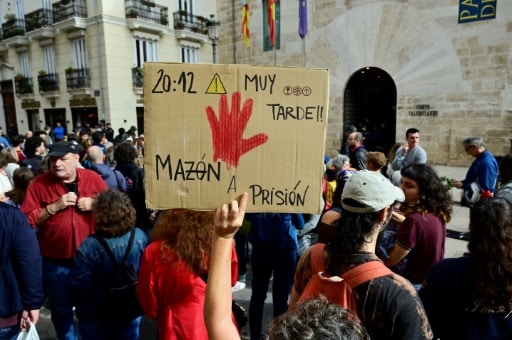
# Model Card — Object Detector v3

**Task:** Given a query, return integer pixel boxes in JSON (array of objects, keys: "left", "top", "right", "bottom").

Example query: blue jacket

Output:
[
  {"left": 0, "top": 203, "right": 43, "bottom": 317},
  {"left": 462, "top": 150, "right": 499, "bottom": 193},
  {"left": 247, "top": 213, "right": 305, "bottom": 250},
  {"left": 91, "top": 163, "right": 127, "bottom": 192},
  {"left": 69, "top": 228, "right": 148, "bottom": 320}
]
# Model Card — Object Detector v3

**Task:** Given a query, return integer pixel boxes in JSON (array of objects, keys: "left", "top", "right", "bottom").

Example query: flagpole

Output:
[{"left": 302, "top": 39, "right": 305, "bottom": 67}]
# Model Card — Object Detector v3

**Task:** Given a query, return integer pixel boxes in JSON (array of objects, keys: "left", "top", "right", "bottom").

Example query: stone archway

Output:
[
  {"left": 306, "top": 2, "right": 461, "bottom": 155},
  {"left": 344, "top": 67, "right": 396, "bottom": 153}
]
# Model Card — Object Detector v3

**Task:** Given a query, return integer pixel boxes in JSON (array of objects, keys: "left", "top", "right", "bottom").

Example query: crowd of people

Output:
[{"left": 2, "top": 121, "right": 512, "bottom": 340}]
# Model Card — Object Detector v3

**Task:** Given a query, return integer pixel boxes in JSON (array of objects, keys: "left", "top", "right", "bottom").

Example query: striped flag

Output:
[
  {"left": 267, "top": 0, "right": 276, "bottom": 47},
  {"left": 298, "top": 0, "right": 308, "bottom": 39},
  {"left": 242, "top": 0, "right": 250, "bottom": 47}
]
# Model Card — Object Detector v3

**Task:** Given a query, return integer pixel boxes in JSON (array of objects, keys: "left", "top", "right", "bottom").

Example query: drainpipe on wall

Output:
[{"left": 93, "top": 0, "right": 106, "bottom": 125}]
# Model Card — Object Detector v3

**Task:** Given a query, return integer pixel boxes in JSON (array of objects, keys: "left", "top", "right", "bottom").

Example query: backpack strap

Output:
[
  {"left": 341, "top": 260, "right": 393, "bottom": 289},
  {"left": 91, "top": 229, "right": 135, "bottom": 265},
  {"left": 309, "top": 243, "right": 327, "bottom": 273}
]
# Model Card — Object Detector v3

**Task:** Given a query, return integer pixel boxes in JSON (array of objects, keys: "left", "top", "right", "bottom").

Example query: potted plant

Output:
[
  {"left": 127, "top": 9, "right": 138, "bottom": 18},
  {"left": 175, "top": 20, "right": 185, "bottom": 29},
  {"left": 38, "top": 70, "right": 47, "bottom": 76},
  {"left": 4, "top": 13, "right": 16, "bottom": 23},
  {"left": 160, "top": 14, "right": 168, "bottom": 25},
  {"left": 14, "top": 73, "right": 23, "bottom": 81},
  {"left": 65, "top": 66, "right": 76, "bottom": 74}
]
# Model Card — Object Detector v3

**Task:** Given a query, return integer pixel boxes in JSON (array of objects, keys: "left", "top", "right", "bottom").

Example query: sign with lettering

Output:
[
  {"left": 408, "top": 104, "right": 438, "bottom": 117},
  {"left": 21, "top": 100, "right": 41, "bottom": 109},
  {"left": 458, "top": 0, "right": 497, "bottom": 24},
  {"left": 144, "top": 63, "right": 329, "bottom": 213},
  {"left": 69, "top": 96, "right": 97, "bottom": 107}
]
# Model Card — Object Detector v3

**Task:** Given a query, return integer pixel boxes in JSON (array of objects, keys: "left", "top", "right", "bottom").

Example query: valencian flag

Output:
[
  {"left": 298, "top": 0, "right": 307, "bottom": 39},
  {"left": 267, "top": 0, "right": 276, "bottom": 47},
  {"left": 242, "top": 0, "right": 250, "bottom": 47}
]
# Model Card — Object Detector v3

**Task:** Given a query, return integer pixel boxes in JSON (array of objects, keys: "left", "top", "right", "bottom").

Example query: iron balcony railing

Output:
[
  {"left": 38, "top": 73, "right": 60, "bottom": 92},
  {"left": 15, "top": 76, "right": 34, "bottom": 95},
  {"left": 2, "top": 18, "right": 26, "bottom": 39},
  {"left": 132, "top": 67, "right": 144, "bottom": 87},
  {"left": 65, "top": 68, "right": 90, "bottom": 89},
  {"left": 25, "top": 8, "right": 53, "bottom": 32},
  {"left": 52, "top": 0, "right": 87, "bottom": 23},
  {"left": 173, "top": 11, "right": 208, "bottom": 34},
  {"left": 125, "top": 0, "right": 169, "bottom": 25}
]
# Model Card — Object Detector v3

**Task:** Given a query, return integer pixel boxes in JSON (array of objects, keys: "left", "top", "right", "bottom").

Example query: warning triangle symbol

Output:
[{"left": 206, "top": 73, "right": 227, "bottom": 94}]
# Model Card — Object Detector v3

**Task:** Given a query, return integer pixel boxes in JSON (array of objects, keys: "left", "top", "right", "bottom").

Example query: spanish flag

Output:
[
  {"left": 242, "top": 0, "right": 250, "bottom": 47},
  {"left": 267, "top": 0, "right": 276, "bottom": 48}
]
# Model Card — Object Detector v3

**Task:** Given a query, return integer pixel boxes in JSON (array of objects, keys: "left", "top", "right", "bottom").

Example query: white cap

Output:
[{"left": 342, "top": 170, "right": 405, "bottom": 213}]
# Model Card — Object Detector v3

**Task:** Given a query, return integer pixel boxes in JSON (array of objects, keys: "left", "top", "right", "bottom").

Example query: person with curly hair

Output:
[
  {"left": 69, "top": 189, "right": 148, "bottom": 339},
  {"left": 419, "top": 197, "right": 512, "bottom": 338},
  {"left": 384, "top": 164, "right": 452, "bottom": 290},
  {"left": 137, "top": 208, "right": 239, "bottom": 339}
]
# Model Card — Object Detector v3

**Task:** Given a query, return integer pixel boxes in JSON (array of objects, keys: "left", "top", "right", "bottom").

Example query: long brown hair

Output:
[
  {"left": 469, "top": 197, "right": 512, "bottom": 311},
  {"left": 151, "top": 209, "right": 215, "bottom": 277},
  {"left": 5, "top": 167, "right": 34, "bottom": 205}
]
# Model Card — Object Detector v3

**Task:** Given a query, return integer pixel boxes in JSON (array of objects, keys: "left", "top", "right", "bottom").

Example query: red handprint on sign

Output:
[{"left": 206, "top": 92, "right": 269, "bottom": 169}]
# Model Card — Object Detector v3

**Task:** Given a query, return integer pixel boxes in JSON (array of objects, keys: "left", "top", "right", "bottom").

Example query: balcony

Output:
[
  {"left": 125, "top": 0, "right": 169, "bottom": 34},
  {"left": 25, "top": 8, "right": 55, "bottom": 40},
  {"left": 38, "top": 73, "right": 60, "bottom": 92},
  {"left": 53, "top": 0, "right": 87, "bottom": 32},
  {"left": 66, "top": 68, "right": 90, "bottom": 95},
  {"left": 15, "top": 76, "right": 34, "bottom": 96},
  {"left": 173, "top": 11, "right": 209, "bottom": 43},
  {"left": 173, "top": 11, "right": 208, "bottom": 35},
  {"left": 25, "top": 8, "right": 53, "bottom": 32},
  {"left": 2, "top": 19, "right": 26, "bottom": 39},
  {"left": 132, "top": 67, "right": 144, "bottom": 86}
]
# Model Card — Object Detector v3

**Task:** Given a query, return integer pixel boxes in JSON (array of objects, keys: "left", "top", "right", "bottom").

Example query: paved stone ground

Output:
[{"left": 35, "top": 165, "right": 470, "bottom": 339}]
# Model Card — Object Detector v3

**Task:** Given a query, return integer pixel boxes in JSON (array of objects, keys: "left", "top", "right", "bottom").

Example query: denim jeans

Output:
[
  {"left": 249, "top": 246, "right": 297, "bottom": 340},
  {"left": 78, "top": 316, "right": 141, "bottom": 340},
  {"left": 0, "top": 325, "right": 19, "bottom": 340},
  {"left": 42, "top": 259, "right": 78, "bottom": 340}
]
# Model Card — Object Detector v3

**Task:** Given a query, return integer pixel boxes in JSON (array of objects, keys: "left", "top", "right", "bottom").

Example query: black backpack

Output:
[{"left": 91, "top": 230, "right": 144, "bottom": 322}]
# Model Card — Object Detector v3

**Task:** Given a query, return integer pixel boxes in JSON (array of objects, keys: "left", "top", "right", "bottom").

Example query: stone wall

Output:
[{"left": 216, "top": 0, "right": 512, "bottom": 167}]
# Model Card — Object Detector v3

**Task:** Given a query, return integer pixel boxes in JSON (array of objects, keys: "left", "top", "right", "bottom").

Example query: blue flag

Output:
[{"left": 298, "top": 0, "right": 308, "bottom": 39}]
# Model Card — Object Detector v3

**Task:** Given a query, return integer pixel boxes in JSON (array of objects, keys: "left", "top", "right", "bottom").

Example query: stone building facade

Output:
[{"left": 216, "top": 0, "right": 512, "bottom": 167}]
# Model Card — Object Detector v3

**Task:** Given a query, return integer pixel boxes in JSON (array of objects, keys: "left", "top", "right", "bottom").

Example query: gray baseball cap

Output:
[{"left": 342, "top": 170, "right": 405, "bottom": 213}]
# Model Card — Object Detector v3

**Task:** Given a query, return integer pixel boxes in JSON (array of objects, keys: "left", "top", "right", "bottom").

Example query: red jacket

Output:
[
  {"left": 21, "top": 168, "right": 107, "bottom": 259},
  {"left": 137, "top": 240, "right": 238, "bottom": 339}
]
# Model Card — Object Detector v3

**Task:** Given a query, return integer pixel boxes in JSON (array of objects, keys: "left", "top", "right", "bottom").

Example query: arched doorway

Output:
[{"left": 343, "top": 67, "right": 396, "bottom": 154}]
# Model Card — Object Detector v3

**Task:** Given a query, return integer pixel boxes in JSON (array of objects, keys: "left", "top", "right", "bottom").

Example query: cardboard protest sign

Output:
[{"left": 144, "top": 63, "right": 329, "bottom": 213}]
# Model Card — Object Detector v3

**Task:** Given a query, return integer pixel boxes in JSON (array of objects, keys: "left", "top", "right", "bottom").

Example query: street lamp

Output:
[{"left": 207, "top": 14, "right": 220, "bottom": 64}]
